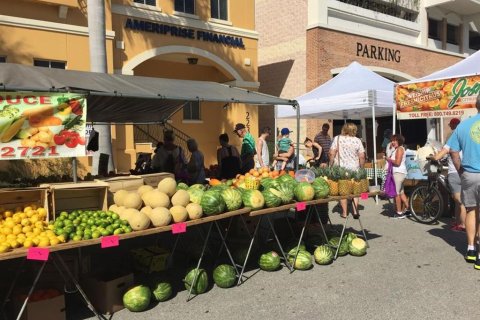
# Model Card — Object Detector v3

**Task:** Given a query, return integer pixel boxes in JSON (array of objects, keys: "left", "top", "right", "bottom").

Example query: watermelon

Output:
[
  {"left": 232, "top": 247, "right": 250, "bottom": 265},
  {"left": 278, "top": 174, "right": 295, "bottom": 185},
  {"left": 151, "top": 282, "right": 172, "bottom": 302},
  {"left": 260, "top": 177, "right": 274, "bottom": 190},
  {"left": 210, "top": 185, "right": 228, "bottom": 193},
  {"left": 176, "top": 182, "right": 189, "bottom": 191},
  {"left": 213, "top": 264, "right": 237, "bottom": 288},
  {"left": 221, "top": 188, "right": 243, "bottom": 211},
  {"left": 349, "top": 238, "right": 367, "bottom": 256},
  {"left": 241, "top": 189, "right": 265, "bottom": 210},
  {"left": 188, "top": 188, "right": 204, "bottom": 205},
  {"left": 123, "top": 285, "right": 151, "bottom": 312},
  {"left": 294, "top": 182, "right": 315, "bottom": 202},
  {"left": 200, "top": 190, "right": 226, "bottom": 215},
  {"left": 328, "top": 236, "right": 349, "bottom": 256},
  {"left": 189, "top": 184, "right": 206, "bottom": 191},
  {"left": 258, "top": 251, "right": 281, "bottom": 271},
  {"left": 285, "top": 240, "right": 306, "bottom": 254},
  {"left": 276, "top": 184, "right": 294, "bottom": 204},
  {"left": 345, "top": 232, "right": 358, "bottom": 244},
  {"left": 312, "top": 177, "right": 330, "bottom": 199},
  {"left": 184, "top": 268, "right": 208, "bottom": 294},
  {"left": 314, "top": 245, "right": 334, "bottom": 265},
  {"left": 287, "top": 249, "right": 313, "bottom": 270},
  {"left": 262, "top": 188, "right": 282, "bottom": 208}
]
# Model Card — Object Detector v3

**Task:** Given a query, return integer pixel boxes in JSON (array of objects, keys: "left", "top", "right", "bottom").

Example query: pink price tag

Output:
[
  {"left": 27, "top": 247, "right": 49, "bottom": 261},
  {"left": 360, "top": 193, "right": 369, "bottom": 200},
  {"left": 172, "top": 222, "right": 187, "bottom": 234},
  {"left": 101, "top": 235, "right": 119, "bottom": 248},
  {"left": 296, "top": 202, "right": 306, "bottom": 211}
]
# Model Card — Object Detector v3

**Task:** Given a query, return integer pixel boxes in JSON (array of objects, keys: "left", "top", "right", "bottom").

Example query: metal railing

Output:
[{"left": 133, "top": 123, "right": 192, "bottom": 159}]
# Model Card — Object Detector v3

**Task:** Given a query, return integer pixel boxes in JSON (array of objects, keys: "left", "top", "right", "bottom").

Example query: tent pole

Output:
[
  {"left": 295, "top": 103, "right": 300, "bottom": 170},
  {"left": 370, "top": 90, "right": 379, "bottom": 205},
  {"left": 274, "top": 105, "right": 278, "bottom": 164},
  {"left": 72, "top": 158, "right": 78, "bottom": 183},
  {"left": 393, "top": 85, "right": 397, "bottom": 134},
  {"left": 440, "top": 119, "right": 444, "bottom": 144}
]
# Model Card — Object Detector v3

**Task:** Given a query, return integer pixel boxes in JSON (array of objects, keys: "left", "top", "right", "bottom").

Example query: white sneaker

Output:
[{"left": 392, "top": 213, "right": 406, "bottom": 219}]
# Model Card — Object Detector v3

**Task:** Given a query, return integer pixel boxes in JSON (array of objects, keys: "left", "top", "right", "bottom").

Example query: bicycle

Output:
[{"left": 408, "top": 158, "right": 451, "bottom": 224}]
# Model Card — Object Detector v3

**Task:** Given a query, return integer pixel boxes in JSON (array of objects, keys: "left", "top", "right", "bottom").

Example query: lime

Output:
[
  {"left": 111, "top": 213, "right": 119, "bottom": 220},
  {"left": 121, "top": 220, "right": 129, "bottom": 226},
  {"left": 64, "top": 226, "right": 74, "bottom": 234},
  {"left": 101, "top": 229, "right": 110, "bottom": 236},
  {"left": 54, "top": 221, "right": 64, "bottom": 228},
  {"left": 100, "top": 212, "right": 107, "bottom": 218},
  {"left": 83, "top": 234, "right": 92, "bottom": 240},
  {"left": 111, "top": 223, "right": 120, "bottom": 230},
  {"left": 122, "top": 226, "right": 133, "bottom": 233},
  {"left": 64, "top": 219, "right": 73, "bottom": 226},
  {"left": 87, "top": 219, "right": 95, "bottom": 226},
  {"left": 105, "top": 226, "right": 114, "bottom": 235},
  {"left": 59, "top": 212, "right": 68, "bottom": 218},
  {"left": 113, "top": 228, "right": 124, "bottom": 235},
  {"left": 76, "top": 230, "right": 83, "bottom": 237},
  {"left": 54, "top": 228, "right": 64, "bottom": 236},
  {"left": 91, "top": 231, "right": 101, "bottom": 239},
  {"left": 72, "top": 235, "right": 82, "bottom": 241}
]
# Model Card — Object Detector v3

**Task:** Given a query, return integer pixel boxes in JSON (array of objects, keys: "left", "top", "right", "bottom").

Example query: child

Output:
[
  {"left": 272, "top": 128, "right": 294, "bottom": 170},
  {"left": 304, "top": 137, "right": 323, "bottom": 167}
]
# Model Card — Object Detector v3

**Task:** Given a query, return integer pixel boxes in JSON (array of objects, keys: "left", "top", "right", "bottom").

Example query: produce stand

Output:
[{"left": 0, "top": 207, "right": 250, "bottom": 319}]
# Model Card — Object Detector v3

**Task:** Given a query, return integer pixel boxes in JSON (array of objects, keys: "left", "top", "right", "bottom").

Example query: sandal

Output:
[{"left": 340, "top": 214, "right": 347, "bottom": 219}]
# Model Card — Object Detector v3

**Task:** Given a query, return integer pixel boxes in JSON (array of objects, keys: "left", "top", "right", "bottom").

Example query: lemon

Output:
[
  {"left": 4, "top": 220, "right": 15, "bottom": 229},
  {"left": 12, "top": 216, "right": 21, "bottom": 224},
  {"left": 20, "top": 218, "right": 30, "bottom": 226},
  {"left": 4, "top": 211, "right": 13, "bottom": 218},
  {"left": 1, "top": 242, "right": 12, "bottom": 250},
  {"left": 57, "top": 235, "right": 66, "bottom": 243},
  {"left": 37, "top": 207, "right": 46, "bottom": 216},
  {"left": 25, "top": 232, "right": 34, "bottom": 238},
  {"left": 12, "top": 225, "right": 22, "bottom": 235},
  {"left": 16, "top": 237, "right": 25, "bottom": 245},
  {"left": 0, "top": 235, "right": 5, "bottom": 242},
  {"left": 26, "top": 211, "right": 34, "bottom": 218},
  {"left": 49, "top": 238, "right": 60, "bottom": 246},
  {"left": 2, "top": 227, "right": 12, "bottom": 235},
  {"left": 30, "top": 216, "right": 39, "bottom": 224},
  {"left": 6, "top": 234, "right": 16, "bottom": 241},
  {"left": 24, "top": 206, "right": 33, "bottom": 212},
  {"left": 32, "top": 228, "right": 41, "bottom": 236},
  {"left": 38, "top": 239, "right": 50, "bottom": 247},
  {"left": 16, "top": 232, "right": 26, "bottom": 239},
  {"left": 8, "top": 240, "right": 20, "bottom": 249},
  {"left": 22, "top": 226, "right": 32, "bottom": 234},
  {"left": 31, "top": 238, "right": 40, "bottom": 246},
  {"left": 47, "top": 224, "right": 54, "bottom": 230},
  {"left": 23, "top": 239, "right": 33, "bottom": 248},
  {"left": 35, "top": 221, "right": 44, "bottom": 229},
  {"left": 0, "top": 244, "right": 9, "bottom": 253},
  {"left": 18, "top": 213, "right": 26, "bottom": 220}
]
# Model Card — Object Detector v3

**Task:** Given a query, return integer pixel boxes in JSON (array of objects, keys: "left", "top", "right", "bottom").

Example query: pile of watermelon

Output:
[{"left": 123, "top": 281, "right": 173, "bottom": 312}]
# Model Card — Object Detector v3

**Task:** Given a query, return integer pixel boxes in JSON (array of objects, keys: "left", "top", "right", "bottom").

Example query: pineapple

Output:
[
  {"left": 327, "top": 166, "right": 339, "bottom": 196},
  {"left": 358, "top": 168, "right": 369, "bottom": 193},
  {"left": 352, "top": 170, "right": 362, "bottom": 195},
  {"left": 338, "top": 167, "right": 353, "bottom": 196}
]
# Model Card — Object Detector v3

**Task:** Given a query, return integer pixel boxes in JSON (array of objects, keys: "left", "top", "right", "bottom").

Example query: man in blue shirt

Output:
[{"left": 448, "top": 93, "right": 480, "bottom": 270}]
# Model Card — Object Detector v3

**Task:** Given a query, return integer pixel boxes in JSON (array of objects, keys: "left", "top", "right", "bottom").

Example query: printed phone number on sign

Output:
[
  {"left": 407, "top": 110, "right": 465, "bottom": 118},
  {"left": 0, "top": 146, "right": 60, "bottom": 158}
]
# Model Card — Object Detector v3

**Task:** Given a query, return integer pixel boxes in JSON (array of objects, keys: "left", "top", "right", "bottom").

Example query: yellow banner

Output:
[
  {"left": 0, "top": 92, "right": 87, "bottom": 160},
  {"left": 395, "top": 75, "right": 480, "bottom": 119}
]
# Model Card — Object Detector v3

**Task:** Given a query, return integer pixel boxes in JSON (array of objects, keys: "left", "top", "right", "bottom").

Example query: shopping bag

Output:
[{"left": 383, "top": 165, "right": 397, "bottom": 198}]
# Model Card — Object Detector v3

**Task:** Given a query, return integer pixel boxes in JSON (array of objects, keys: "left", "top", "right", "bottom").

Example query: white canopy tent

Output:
[{"left": 277, "top": 62, "right": 395, "bottom": 188}]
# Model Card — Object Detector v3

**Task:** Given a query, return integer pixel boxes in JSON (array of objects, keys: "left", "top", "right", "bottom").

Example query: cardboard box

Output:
[
  {"left": 82, "top": 272, "right": 134, "bottom": 315},
  {"left": 98, "top": 176, "right": 144, "bottom": 193},
  {"left": 41, "top": 182, "right": 108, "bottom": 217},
  {"left": 131, "top": 246, "right": 170, "bottom": 273},
  {"left": 0, "top": 188, "right": 49, "bottom": 221},
  {"left": 15, "top": 294, "right": 65, "bottom": 320},
  {"left": 140, "top": 172, "right": 174, "bottom": 187}
]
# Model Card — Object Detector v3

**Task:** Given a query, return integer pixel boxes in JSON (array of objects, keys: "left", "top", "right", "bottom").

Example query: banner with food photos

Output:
[
  {"left": 0, "top": 92, "right": 87, "bottom": 160},
  {"left": 395, "top": 75, "right": 480, "bottom": 119}
]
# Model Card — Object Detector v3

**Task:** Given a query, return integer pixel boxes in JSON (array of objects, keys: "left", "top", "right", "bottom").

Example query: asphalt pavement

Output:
[{"left": 78, "top": 198, "right": 479, "bottom": 320}]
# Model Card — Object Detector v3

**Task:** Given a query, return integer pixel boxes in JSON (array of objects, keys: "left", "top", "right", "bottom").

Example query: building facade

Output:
[
  {"left": 0, "top": 0, "right": 259, "bottom": 173},
  {"left": 257, "top": 0, "right": 480, "bottom": 157}
]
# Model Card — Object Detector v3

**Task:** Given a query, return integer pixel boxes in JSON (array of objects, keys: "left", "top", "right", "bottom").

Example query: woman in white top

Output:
[
  {"left": 387, "top": 134, "right": 409, "bottom": 219},
  {"left": 255, "top": 127, "right": 271, "bottom": 168},
  {"left": 329, "top": 123, "right": 366, "bottom": 218}
]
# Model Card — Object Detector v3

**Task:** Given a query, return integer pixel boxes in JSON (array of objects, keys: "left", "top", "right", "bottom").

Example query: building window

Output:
[
  {"left": 447, "top": 24, "right": 459, "bottom": 45},
  {"left": 211, "top": 0, "right": 228, "bottom": 20},
  {"left": 428, "top": 18, "right": 441, "bottom": 41},
  {"left": 34, "top": 59, "right": 66, "bottom": 69},
  {"left": 470, "top": 30, "right": 480, "bottom": 50},
  {"left": 133, "top": 0, "right": 156, "bottom": 6},
  {"left": 183, "top": 101, "right": 200, "bottom": 120},
  {"left": 175, "top": 0, "right": 195, "bottom": 14},
  {"left": 336, "top": 0, "right": 418, "bottom": 22},
  {"left": 0, "top": 56, "right": 6, "bottom": 63}
]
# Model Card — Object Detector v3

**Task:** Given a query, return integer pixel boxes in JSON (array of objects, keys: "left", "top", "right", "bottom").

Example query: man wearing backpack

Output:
[
  {"left": 217, "top": 133, "right": 241, "bottom": 179},
  {"left": 151, "top": 130, "right": 187, "bottom": 180},
  {"left": 234, "top": 123, "right": 256, "bottom": 174}
]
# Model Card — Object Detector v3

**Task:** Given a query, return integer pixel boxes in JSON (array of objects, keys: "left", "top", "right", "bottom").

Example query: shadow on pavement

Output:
[{"left": 427, "top": 224, "right": 465, "bottom": 256}]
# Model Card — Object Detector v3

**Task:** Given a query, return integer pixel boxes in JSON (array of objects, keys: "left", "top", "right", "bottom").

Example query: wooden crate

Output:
[
  {"left": 140, "top": 172, "right": 174, "bottom": 187},
  {"left": 0, "top": 188, "right": 49, "bottom": 220},
  {"left": 97, "top": 176, "right": 144, "bottom": 193},
  {"left": 41, "top": 182, "right": 108, "bottom": 218}
]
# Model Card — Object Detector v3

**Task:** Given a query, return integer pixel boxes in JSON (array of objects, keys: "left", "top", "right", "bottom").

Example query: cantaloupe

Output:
[
  {"left": 116, "top": 206, "right": 127, "bottom": 219},
  {"left": 140, "top": 206, "right": 153, "bottom": 216},
  {"left": 121, "top": 208, "right": 138, "bottom": 222},
  {"left": 171, "top": 190, "right": 190, "bottom": 207},
  {"left": 127, "top": 211, "right": 151, "bottom": 231},
  {"left": 123, "top": 192, "right": 143, "bottom": 209},
  {"left": 109, "top": 204, "right": 119, "bottom": 213},
  {"left": 142, "top": 190, "right": 170, "bottom": 208},
  {"left": 113, "top": 190, "right": 129, "bottom": 206},
  {"left": 149, "top": 207, "right": 172, "bottom": 227},
  {"left": 137, "top": 185, "right": 154, "bottom": 196},
  {"left": 186, "top": 203, "right": 203, "bottom": 220},
  {"left": 158, "top": 178, "right": 177, "bottom": 197},
  {"left": 169, "top": 206, "right": 188, "bottom": 223}
]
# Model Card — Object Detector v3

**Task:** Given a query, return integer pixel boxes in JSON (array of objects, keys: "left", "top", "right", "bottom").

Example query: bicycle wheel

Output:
[{"left": 409, "top": 185, "right": 443, "bottom": 224}]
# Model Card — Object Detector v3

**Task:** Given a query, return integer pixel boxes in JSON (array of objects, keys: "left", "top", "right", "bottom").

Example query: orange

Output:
[
  {"left": 252, "top": 171, "right": 260, "bottom": 177},
  {"left": 238, "top": 175, "right": 245, "bottom": 181},
  {"left": 261, "top": 172, "right": 269, "bottom": 178},
  {"left": 209, "top": 178, "right": 222, "bottom": 186},
  {"left": 245, "top": 173, "right": 251, "bottom": 178},
  {"left": 288, "top": 171, "right": 295, "bottom": 178},
  {"left": 249, "top": 169, "right": 256, "bottom": 175}
]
